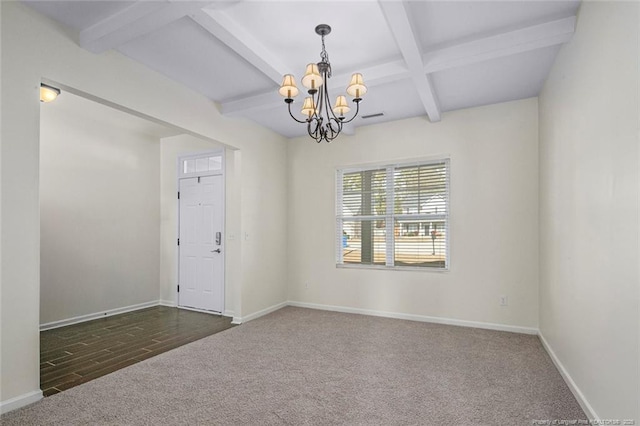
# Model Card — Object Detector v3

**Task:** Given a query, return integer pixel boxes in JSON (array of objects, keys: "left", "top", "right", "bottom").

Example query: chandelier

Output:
[{"left": 278, "top": 24, "right": 367, "bottom": 143}]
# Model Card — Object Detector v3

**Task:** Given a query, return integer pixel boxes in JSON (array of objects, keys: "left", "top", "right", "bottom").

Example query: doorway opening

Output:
[{"left": 38, "top": 85, "right": 237, "bottom": 396}]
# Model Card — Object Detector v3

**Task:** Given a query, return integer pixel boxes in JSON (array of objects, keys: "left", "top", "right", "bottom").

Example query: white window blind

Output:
[{"left": 336, "top": 159, "right": 449, "bottom": 270}]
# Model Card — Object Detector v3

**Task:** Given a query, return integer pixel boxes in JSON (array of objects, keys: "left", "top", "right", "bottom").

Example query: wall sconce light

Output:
[{"left": 40, "top": 84, "right": 61, "bottom": 103}]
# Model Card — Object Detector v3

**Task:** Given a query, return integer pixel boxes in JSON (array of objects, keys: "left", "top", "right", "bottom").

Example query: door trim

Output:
[{"left": 176, "top": 150, "right": 225, "bottom": 313}]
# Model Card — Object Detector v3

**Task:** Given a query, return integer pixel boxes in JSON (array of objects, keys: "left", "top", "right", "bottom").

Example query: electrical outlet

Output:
[{"left": 499, "top": 295, "right": 508, "bottom": 306}]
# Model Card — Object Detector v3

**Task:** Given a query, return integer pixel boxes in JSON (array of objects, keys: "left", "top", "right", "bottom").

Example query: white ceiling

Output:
[{"left": 25, "top": 0, "right": 581, "bottom": 139}]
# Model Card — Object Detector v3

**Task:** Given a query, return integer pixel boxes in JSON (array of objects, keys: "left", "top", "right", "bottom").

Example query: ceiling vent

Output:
[{"left": 362, "top": 112, "right": 384, "bottom": 119}]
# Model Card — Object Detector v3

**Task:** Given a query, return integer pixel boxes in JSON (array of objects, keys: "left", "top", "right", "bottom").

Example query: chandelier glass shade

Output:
[{"left": 278, "top": 24, "right": 367, "bottom": 143}]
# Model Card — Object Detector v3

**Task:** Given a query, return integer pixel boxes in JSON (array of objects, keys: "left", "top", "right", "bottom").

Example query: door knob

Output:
[{"left": 211, "top": 248, "right": 221, "bottom": 253}]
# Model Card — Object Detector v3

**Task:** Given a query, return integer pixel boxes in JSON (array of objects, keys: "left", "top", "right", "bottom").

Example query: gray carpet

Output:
[{"left": 2, "top": 307, "right": 586, "bottom": 425}]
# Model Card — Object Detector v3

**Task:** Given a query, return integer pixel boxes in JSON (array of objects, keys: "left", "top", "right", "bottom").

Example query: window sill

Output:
[{"left": 336, "top": 263, "right": 449, "bottom": 273}]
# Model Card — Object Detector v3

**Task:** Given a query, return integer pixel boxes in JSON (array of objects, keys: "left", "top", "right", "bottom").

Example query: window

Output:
[
  {"left": 182, "top": 154, "right": 222, "bottom": 175},
  {"left": 336, "top": 159, "right": 449, "bottom": 270}
]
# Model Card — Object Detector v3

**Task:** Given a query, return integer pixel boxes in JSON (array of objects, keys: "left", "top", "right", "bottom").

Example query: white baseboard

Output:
[
  {"left": 177, "top": 305, "right": 223, "bottom": 315},
  {"left": 285, "top": 301, "right": 600, "bottom": 419},
  {"left": 39, "top": 301, "right": 159, "bottom": 331},
  {"left": 0, "top": 390, "right": 43, "bottom": 414},
  {"left": 233, "top": 301, "right": 288, "bottom": 324},
  {"left": 32, "top": 298, "right": 595, "bottom": 423},
  {"left": 538, "top": 332, "right": 598, "bottom": 420},
  {"left": 287, "top": 301, "right": 539, "bottom": 335},
  {"left": 40, "top": 299, "right": 231, "bottom": 331},
  {"left": 162, "top": 300, "right": 233, "bottom": 318}
]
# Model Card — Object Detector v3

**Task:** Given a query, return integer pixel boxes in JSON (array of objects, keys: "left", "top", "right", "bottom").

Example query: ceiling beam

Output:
[
  {"left": 423, "top": 16, "right": 577, "bottom": 73},
  {"left": 223, "top": 91, "right": 280, "bottom": 116},
  {"left": 221, "top": 60, "right": 410, "bottom": 116},
  {"left": 221, "top": 15, "right": 575, "bottom": 118},
  {"left": 378, "top": 0, "right": 441, "bottom": 122},
  {"left": 80, "top": 1, "right": 212, "bottom": 53},
  {"left": 190, "top": 9, "right": 291, "bottom": 84}
]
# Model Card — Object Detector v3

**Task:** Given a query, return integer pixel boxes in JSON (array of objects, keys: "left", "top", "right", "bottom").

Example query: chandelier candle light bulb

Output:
[
  {"left": 301, "top": 64, "right": 322, "bottom": 92},
  {"left": 346, "top": 73, "right": 367, "bottom": 99},
  {"left": 333, "top": 95, "right": 350, "bottom": 117},
  {"left": 301, "top": 97, "right": 316, "bottom": 118},
  {"left": 278, "top": 74, "right": 299, "bottom": 99},
  {"left": 278, "top": 24, "right": 367, "bottom": 143}
]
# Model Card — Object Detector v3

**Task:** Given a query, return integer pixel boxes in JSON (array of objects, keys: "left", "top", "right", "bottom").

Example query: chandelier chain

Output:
[{"left": 320, "top": 34, "right": 331, "bottom": 78}]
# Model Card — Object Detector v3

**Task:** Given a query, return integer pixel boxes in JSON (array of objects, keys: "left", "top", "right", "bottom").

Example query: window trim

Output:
[{"left": 336, "top": 157, "right": 450, "bottom": 272}]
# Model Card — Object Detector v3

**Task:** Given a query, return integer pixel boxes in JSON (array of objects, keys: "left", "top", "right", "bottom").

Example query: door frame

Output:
[{"left": 176, "top": 150, "right": 225, "bottom": 314}]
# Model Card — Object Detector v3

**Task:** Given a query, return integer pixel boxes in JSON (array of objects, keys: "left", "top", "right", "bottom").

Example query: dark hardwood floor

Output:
[{"left": 40, "top": 306, "right": 235, "bottom": 396}]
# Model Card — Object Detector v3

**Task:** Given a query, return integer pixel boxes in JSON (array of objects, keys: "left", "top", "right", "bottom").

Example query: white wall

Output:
[
  {"left": 538, "top": 1, "right": 639, "bottom": 420},
  {"left": 40, "top": 93, "right": 163, "bottom": 325},
  {"left": 1, "top": 1, "right": 288, "bottom": 406},
  {"left": 288, "top": 98, "right": 539, "bottom": 330}
]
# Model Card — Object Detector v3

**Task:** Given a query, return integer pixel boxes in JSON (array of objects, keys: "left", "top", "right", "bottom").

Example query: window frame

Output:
[
  {"left": 178, "top": 150, "right": 224, "bottom": 178},
  {"left": 336, "top": 157, "right": 450, "bottom": 272}
]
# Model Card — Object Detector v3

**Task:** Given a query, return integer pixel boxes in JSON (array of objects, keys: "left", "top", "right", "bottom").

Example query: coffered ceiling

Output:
[{"left": 24, "top": 0, "right": 581, "bottom": 138}]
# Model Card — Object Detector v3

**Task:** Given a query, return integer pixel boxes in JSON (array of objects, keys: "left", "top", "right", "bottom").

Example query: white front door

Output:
[{"left": 178, "top": 175, "right": 224, "bottom": 312}]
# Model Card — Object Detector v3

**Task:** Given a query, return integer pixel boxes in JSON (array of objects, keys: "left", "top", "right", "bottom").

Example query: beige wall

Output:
[
  {"left": 1, "top": 1, "right": 288, "bottom": 405},
  {"left": 287, "top": 98, "right": 539, "bottom": 330},
  {"left": 0, "top": 0, "right": 4, "bottom": 405},
  {"left": 538, "top": 1, "right": 639, "bottom": 420},
  {"left": 239, "top": 139, "right": 288, "bottom": 317},
  {"left": 4, "top": 0, "right": 638, "bottom": 418},
  {"left": 40, "top": 93, "right": 162, "bottom": 325}
]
